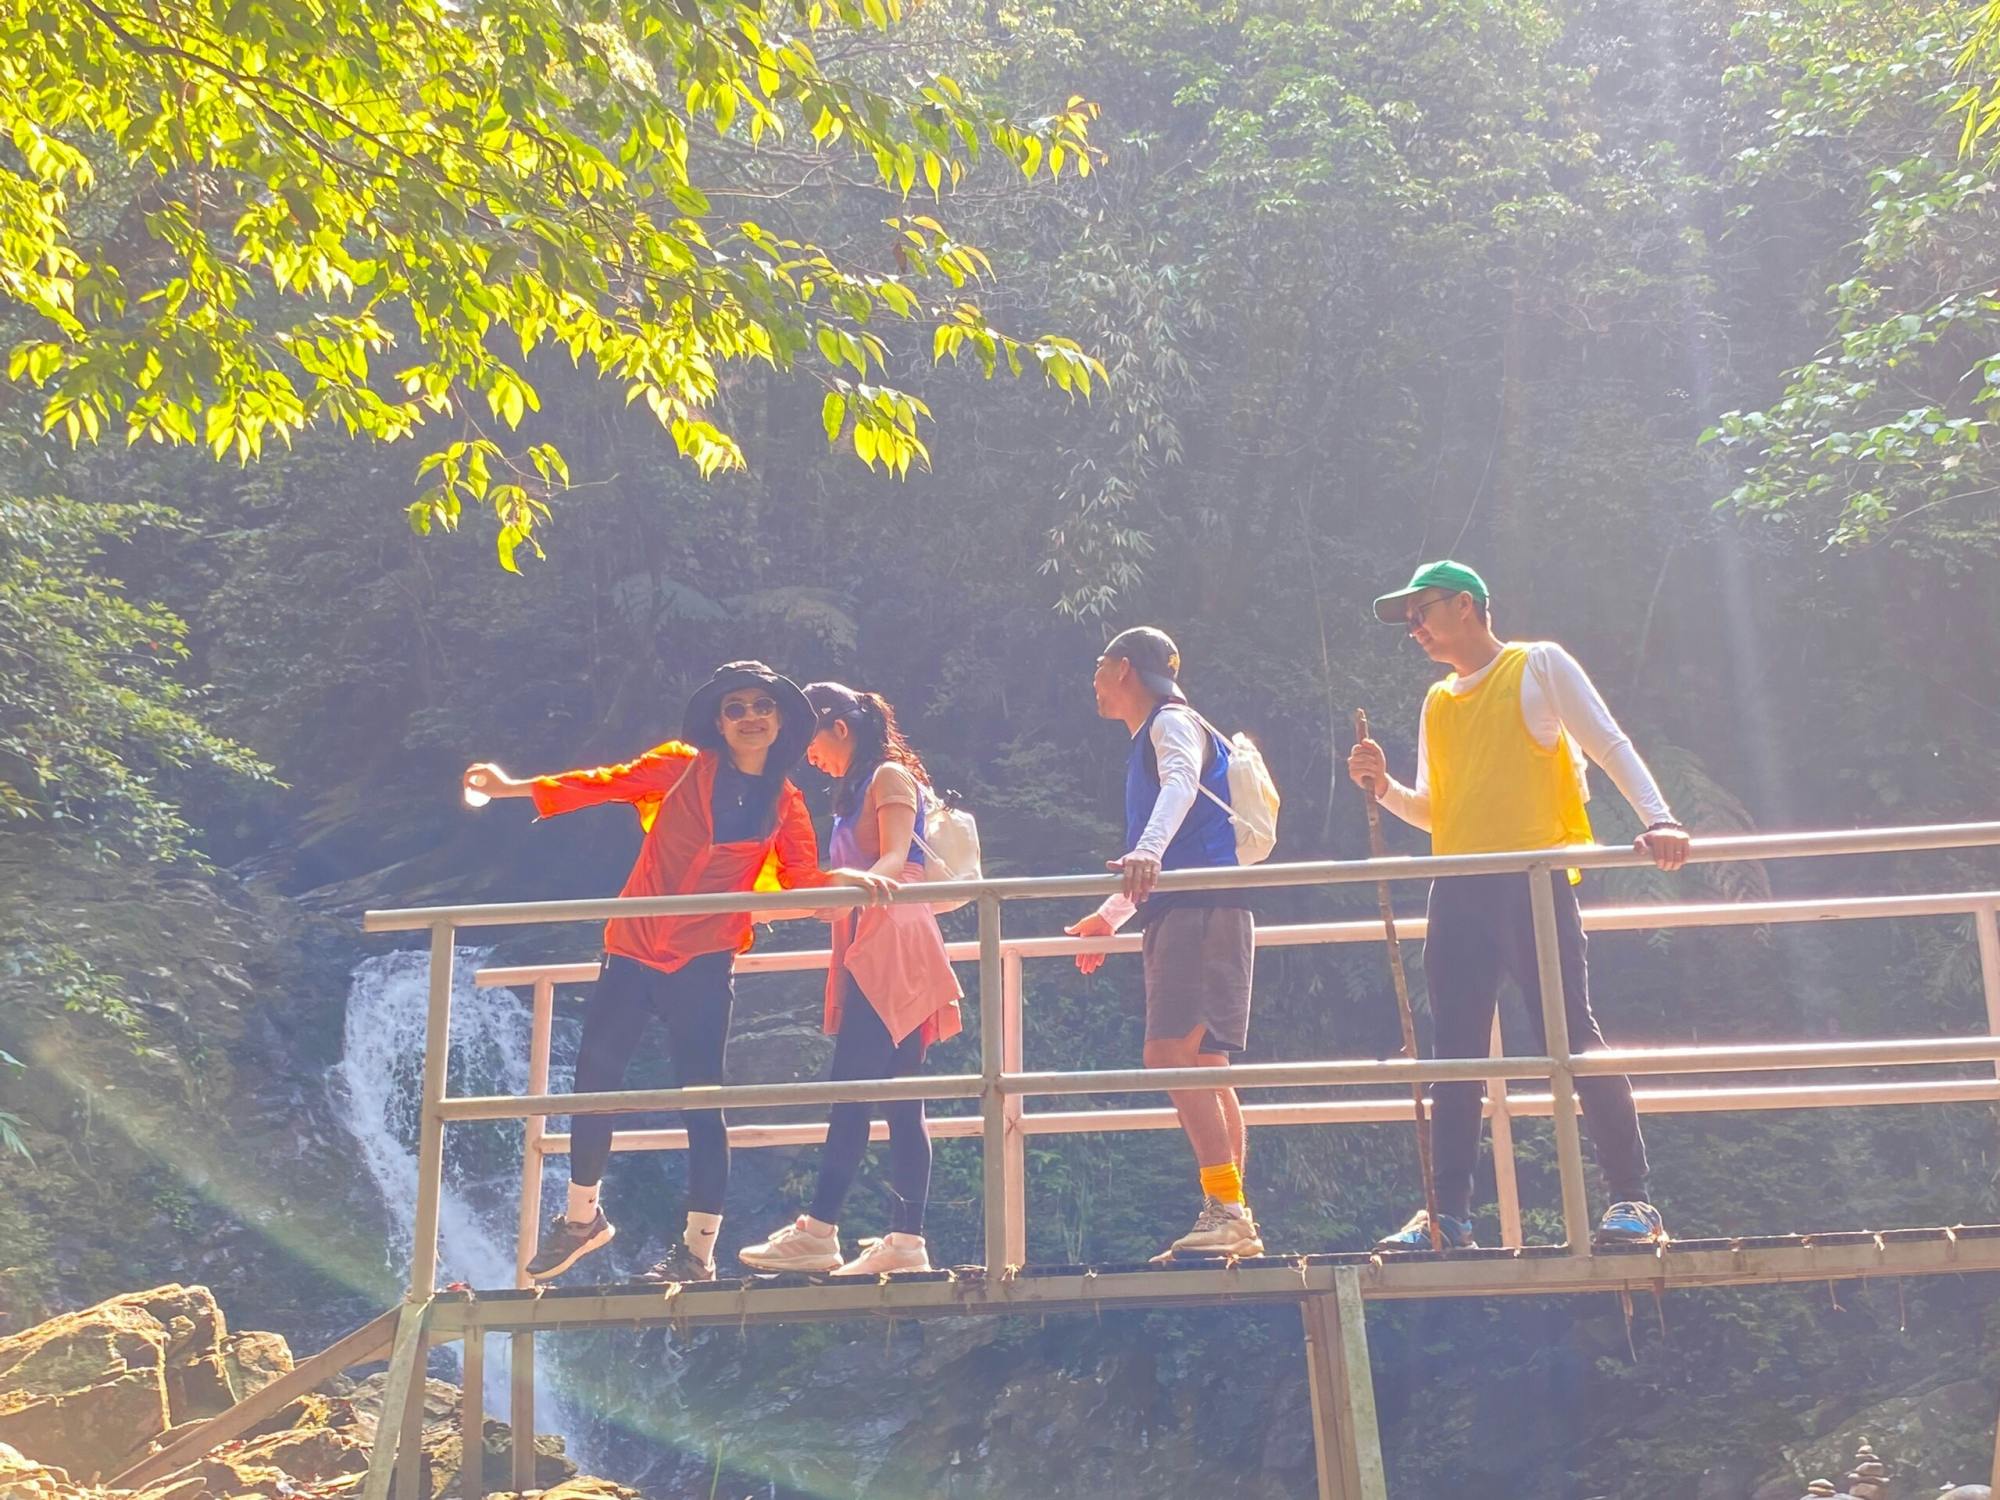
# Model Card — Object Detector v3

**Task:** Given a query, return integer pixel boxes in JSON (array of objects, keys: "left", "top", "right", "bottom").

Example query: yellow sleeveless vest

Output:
[{"left": 1426, "top": 644, "right": 1593, "bottom": 857}]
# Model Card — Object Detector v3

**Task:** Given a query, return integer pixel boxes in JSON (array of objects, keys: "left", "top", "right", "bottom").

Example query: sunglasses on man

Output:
[{"left": 1405, "top": 593, "right": 1464, "bottom": 629}]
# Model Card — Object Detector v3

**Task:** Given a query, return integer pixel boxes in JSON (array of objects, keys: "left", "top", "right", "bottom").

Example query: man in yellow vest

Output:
[{"left": 1348, "top": 560, "right": 1690, "bottom": 1249}]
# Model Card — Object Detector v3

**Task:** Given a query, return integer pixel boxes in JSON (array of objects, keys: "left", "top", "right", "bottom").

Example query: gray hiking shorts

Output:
[{"left": 1141, "top": 904, "right": 1255, "bottom": 1054}]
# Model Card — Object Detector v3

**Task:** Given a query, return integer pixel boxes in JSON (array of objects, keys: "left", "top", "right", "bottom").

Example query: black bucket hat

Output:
[{"left": 681, "top": 660, "right": 814, "bottom": 773}]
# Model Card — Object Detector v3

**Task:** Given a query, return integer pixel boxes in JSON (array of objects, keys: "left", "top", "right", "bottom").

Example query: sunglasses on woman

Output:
[{"left": 721, "top": 696, "right": 780, "bottom": 721}]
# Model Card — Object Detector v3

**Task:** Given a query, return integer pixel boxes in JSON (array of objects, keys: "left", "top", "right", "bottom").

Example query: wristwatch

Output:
[{"left": 1644, "top": 819, "right": 1686, "bottom": 834}]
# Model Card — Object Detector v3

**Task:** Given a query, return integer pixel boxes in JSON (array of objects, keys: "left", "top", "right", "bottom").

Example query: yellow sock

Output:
[{"left": 1199, "top": 1161, "right": 1245, "bottom": 1206}]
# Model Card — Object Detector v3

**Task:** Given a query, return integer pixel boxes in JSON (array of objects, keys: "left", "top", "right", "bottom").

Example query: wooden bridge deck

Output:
[
  {"left": 122, "top": 1227, "right": 2000, "bottom": 1500},
  {"left": 426, "top": 1222, "right": 2000, "bottom": 1335}
]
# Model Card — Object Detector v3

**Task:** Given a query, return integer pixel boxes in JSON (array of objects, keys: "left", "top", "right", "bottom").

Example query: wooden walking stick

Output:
[{"left": 1354, "top": 709, "right": 1444, "bottom": 1252}]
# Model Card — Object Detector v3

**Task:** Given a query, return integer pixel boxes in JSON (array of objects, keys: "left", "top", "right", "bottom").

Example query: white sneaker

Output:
[
  {"left": 832, "top": 1233, "right": 932, "bottom": 1277},
  {"left": 738, "top": 1215, "right": 843, "bottom": 1273},
  {"left": 1167, "top": 1197, "right": 1264, "bottom": 1258}
]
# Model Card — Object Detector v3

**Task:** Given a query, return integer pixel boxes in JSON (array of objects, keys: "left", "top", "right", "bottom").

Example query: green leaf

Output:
[{"left": 0, "top": 0, "right": 1099, "bottom": 565}]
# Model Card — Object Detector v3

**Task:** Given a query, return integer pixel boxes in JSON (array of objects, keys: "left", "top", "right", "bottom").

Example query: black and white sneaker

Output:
[
  {"left": 525, "top": 1211, "right": 616, "bottom": 1280},
  {"left": 638, "top": 1243, "right": 717, "bottom": 1285}
]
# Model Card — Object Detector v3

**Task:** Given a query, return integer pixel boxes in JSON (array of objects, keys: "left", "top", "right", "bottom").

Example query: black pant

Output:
[
  {"left": 1424, "top": 873, "right": 1649, "bottom": 1220},
  {"left": 809, "top": 975, "right": 932, "bottom": 1235},
  {"left": 569, "top": 951, "right": 734, "bottom": 1214}
]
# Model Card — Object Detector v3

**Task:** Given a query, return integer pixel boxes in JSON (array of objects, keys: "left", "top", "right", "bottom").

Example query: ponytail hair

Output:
[{"left": 803, "top": 682, "right": 931, "bottom": 817}]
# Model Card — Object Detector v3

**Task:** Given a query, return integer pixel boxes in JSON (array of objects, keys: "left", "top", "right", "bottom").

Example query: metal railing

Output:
[{"left": 362, "top": 819, "right": 2000, "bottom": 1302}]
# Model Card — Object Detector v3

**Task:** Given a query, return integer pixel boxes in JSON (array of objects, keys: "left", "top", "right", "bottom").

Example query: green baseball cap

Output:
[{"left": 1372, "top": 560, "right": 1490, "bottom": 624}]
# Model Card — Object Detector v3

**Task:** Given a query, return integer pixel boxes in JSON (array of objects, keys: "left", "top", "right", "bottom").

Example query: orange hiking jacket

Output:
[{"left": 530, "top": 741, "right": 832, "bottom": 974}]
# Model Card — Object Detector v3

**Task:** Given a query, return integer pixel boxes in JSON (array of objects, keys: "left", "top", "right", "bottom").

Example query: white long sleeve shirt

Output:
[
  {"left": 1377, "top": 642, "right": 1674, "bottom": 833},
  {"left": 1097, "top": 706, "right": 1209, "bottom": 930}
]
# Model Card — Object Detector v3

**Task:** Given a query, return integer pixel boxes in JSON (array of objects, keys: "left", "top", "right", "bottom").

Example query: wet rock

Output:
[
  {"left": 208, "top": 1423, "right": 370, "bottom": 1488},
  {"left": 126, "top": 1475, "right": 208, "bottom": 1500},
  {"left": 343, "top": 1374, "right": 575, "bottom": 1500},
  {"left": 220, "top": 1335, "right": 293, "bottom": 1402},
  {"left": 0, "top": 1287, "right": 221, "bottom": 1479},
  {"left": 1845, "top": 1439, "right": 1892, "bottom": 1500},
  {"left": 343, "top": 1375, "right": 467, "bottom": 1441},
  {"left": 0, "top": 1291, "right": 597, "bottom": 1500},
  {"left": 1760, "top": 1384, "right": 1995, "bottom": 1500},
  {"left": 485, "top": 1481, "right": 639, "bottom": 1500},
  {"left": 0, "top": 1442, "right": 74, "bottom": 1500},
  {"left": 424, "top": 1419, "right": 580, "bottom": 1500}
]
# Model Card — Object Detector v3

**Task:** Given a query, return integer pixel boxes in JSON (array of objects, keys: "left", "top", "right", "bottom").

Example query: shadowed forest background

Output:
[{"left": 6, "top": 0, "right": 2000, "bottom": 1495}]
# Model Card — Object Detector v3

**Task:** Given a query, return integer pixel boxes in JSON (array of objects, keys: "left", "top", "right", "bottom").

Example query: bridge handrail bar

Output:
[
  {"left": 360, "top": 820, "right": 2000, "bottom": 932},
  {"left": 428, "top": 1034, "right": 2000, "bottom": 1123},
  {"left": 471, "top": 888, "right": 2000, "bottom": 986}
]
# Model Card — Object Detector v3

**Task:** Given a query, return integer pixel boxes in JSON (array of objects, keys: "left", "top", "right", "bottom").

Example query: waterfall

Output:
[{"left": 333, "top": 948, "right": 599, "bottom": 1465}]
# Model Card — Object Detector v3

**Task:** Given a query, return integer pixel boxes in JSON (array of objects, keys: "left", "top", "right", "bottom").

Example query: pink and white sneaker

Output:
[
  {"left": 739, "top": 1216, "right": 842, "bottom": 1273},
  {"left": 832, "top": 1233, "right": 931, "bottom": 1277}
]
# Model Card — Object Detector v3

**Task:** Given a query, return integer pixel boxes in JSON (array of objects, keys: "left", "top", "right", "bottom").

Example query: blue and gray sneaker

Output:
[
  {"left": 524, "top": 1211, "right": 615, "bottom": 1280},
  {"left": 1594, "top": 1200, "right": 1666, "bottom": 1245},
  {"left": 1373, "top": 1208, "right": 1476, "bottom": 1251}
]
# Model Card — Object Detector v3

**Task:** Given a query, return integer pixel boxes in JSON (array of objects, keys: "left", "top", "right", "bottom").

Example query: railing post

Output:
[
  {"left": 459, "top": 1327, "right": 485, "bottom": 1499},
  {"left": 412, "top": 922, "right": 456, "bottom": 1299},
  {"left": 1485, "top": 1012, "right": 1525, "bottom": 1249},
  {"left": 1527, "top": 868, "right": 1592, "bottom": 1254},
  {"left": 514, "top": 977, "right": 555, "bottom": 1286},
  {"left": 511, "top": 975, "right": 552, "bottom": 1491},
  {"left": 1001, "top": 949, "right": 1028, "bottom": 1268},
  {"left": 979, "top": 894, "right": 1010, "bottom": 1272},
  {"left": 1975, "top": 903, "right": 2000, "bottom": 1055}
]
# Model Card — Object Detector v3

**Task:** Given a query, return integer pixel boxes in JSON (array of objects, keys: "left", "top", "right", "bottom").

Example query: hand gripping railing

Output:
[{"left": 363, "top": 819, "right": 2000, "bottom": 1304}]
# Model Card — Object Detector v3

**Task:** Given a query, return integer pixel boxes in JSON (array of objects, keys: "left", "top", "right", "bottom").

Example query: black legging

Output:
[
  {"left": 569, "top": 951, "right": 734, "bottom": 1214},
  {"left": 809, "top": 974, "right": 932, "bottom": 1235}
]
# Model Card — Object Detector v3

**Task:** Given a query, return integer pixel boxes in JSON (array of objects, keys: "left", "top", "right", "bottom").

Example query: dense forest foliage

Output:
[{"left": 6, "top": 0, "right": 2000, "bottom": 1495}]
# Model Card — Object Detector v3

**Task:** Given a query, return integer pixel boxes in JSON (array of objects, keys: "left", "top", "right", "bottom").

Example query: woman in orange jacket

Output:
[{"left": 462, "top": 661, "right": 892, "bottom": 1284}]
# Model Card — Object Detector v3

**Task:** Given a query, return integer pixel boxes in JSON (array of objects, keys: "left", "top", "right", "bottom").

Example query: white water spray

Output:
[{"left": 334, "top": 948, "right": 595, "bottom": 1463}]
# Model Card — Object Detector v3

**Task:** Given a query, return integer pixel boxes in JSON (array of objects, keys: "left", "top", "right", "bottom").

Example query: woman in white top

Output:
[{"left": 740, "top": 683, "right": 963, "bottom": 1277}]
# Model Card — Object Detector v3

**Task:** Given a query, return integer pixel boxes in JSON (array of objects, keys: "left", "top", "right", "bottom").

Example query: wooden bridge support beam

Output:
[
  {"left": 510, "top": 1329, "right": 537, "bottom": 1490},
  {"left": 362, "top": 1299, "right": 434, "bottom": 1500},
  {"left": 1302, "top": 1269, "right": 1388, "bottom": 1500},
  {"left": 1989, "top": 1381, "right": 2000, "bottom": 1494},
  {"left": 460, "top": 1331, "right": 484, "bottom": 1498}
]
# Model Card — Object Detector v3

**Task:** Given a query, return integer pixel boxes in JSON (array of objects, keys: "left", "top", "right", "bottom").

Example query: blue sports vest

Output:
[{"left": 1125, "top": 704, "right": 1238, "bottom": 919}]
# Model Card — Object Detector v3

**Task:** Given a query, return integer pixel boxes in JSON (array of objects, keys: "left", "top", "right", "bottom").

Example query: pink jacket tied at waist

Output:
[{"left": 825, "top": 861, "right": 963, "bottom": 1047}]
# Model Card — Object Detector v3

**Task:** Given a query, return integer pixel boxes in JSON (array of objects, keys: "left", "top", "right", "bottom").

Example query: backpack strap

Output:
[
  {"left": 1160, "top": 703, "right": 1232, "bottom": 809},
  {"left": 909, "top": 827, "right": 946, "bottom": 873},
  {"left": 906, "top": 781, "right": 930, "bottom": 868}
]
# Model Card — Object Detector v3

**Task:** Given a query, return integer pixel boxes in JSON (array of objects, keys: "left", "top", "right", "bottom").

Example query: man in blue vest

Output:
[{"left": 1065, "top": 627, "right": 1260, "bottom": 1260}]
